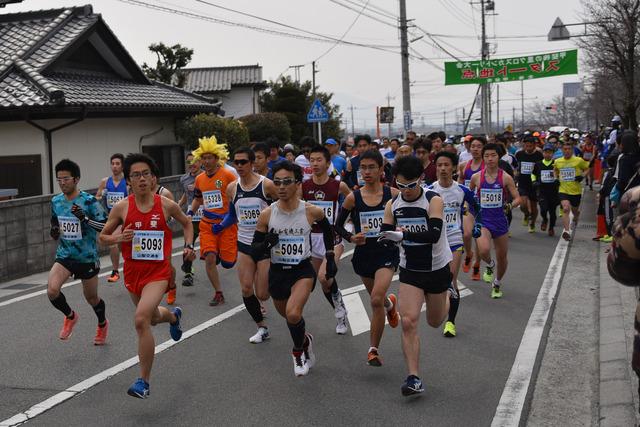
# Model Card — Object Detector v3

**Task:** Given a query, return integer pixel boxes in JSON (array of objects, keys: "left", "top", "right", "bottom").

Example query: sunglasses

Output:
[
  {"left": 396, "top": 178, "right": 421, "bottom": 190},
  {"left": 273, "top": 178, "right": 297, "bottom": 187},
  {"left": 233, "top": 159, "right": 250, "bottom": 165}
]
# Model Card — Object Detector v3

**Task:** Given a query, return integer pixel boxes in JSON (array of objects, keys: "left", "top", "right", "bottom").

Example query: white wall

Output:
[
  {"left": 0, "top": 116, "right": 179, "bottom": 195},
  {"left": 218, "top": 86, "right": 261, "bottom": 118}
]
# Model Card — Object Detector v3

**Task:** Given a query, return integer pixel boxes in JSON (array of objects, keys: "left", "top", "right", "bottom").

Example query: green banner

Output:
[{"left": 444, "top": 49, "right": 578, "bottom": 85}]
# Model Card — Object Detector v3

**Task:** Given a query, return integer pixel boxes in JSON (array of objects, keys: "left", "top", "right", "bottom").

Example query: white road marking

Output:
[
  {"left": 0, "top": 303, "right": 246, "bottom": 427},
  {"left": 0, "top": 246, "right": 199, "bottom": 308},
  {"left": 490, "top": 237, "right": 570, "bottom": 427}
]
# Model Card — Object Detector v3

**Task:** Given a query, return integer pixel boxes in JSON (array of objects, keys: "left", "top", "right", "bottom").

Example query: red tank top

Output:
[
  {"left": 122, "top": 194, "right": 172, "bottom": 263},
  {"left": 302, "top": 177, "right": 340, "bottom": 232}
]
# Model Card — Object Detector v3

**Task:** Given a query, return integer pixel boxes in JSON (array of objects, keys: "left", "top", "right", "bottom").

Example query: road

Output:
[{"left": 0, "top": 210, "right": 561, "bottom": 426}]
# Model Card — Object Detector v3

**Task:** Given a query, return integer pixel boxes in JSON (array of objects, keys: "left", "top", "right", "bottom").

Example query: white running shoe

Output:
[
  {"left": 303, "top": 333, "right": 316, "bottom": 369},
  {"left": 249, "top": 327, "right": 269, "bottom": 344},
  {"left": 292, "top": 351, "right": 309, "bottom": 376},
  {"left": 332, "top": 290, "right": 347, "bottom": 319},
  {"left": 335, "top": 315, "right": 349, "bottom": 335}
]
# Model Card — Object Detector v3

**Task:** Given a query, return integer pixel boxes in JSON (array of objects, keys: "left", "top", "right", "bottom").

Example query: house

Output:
[
  {"left": 182, "top": 65, "right": 267, "bottom": 119},
  {"left": 0, "top": 4, "right": 222, "bottom": 197}
]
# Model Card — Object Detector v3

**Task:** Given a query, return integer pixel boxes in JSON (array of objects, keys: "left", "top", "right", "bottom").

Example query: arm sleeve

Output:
[
  {"left": 193, "top": 188, "right": 203, "bottom": 199},
  {"left": 317, "top": 217, "right": 335, "bottom": 252},
  {"left": 334, "top": 206, "right": 353, "bottom": 243},
  {"left": 50, "top": 204, "right": 58, "bottom": 226},
  {"left": 402, "top": 217, "right": 443, "bottom": 243},
  {"left": 219, "top": 201, "right": 238, "bottom": 228}
]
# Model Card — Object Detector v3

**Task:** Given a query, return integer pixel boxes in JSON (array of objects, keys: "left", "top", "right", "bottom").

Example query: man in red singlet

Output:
[{"left": 100, "top": 153, "right": 195, "bottom": 399}]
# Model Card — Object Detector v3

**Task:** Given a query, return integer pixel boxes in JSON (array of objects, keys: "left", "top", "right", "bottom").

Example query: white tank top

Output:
[
  {"left": 233, "top": 176, "right": 271, "bottom": 245},
  {"left": 267, "top": 200, "right": 312, "bottom": 265}
]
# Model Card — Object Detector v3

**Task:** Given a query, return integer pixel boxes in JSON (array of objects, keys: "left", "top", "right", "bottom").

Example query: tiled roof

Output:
[
  {"left": 182, "top": 65, "right": 266, "bottom": 93},
  {"left": 0, "top": 5, "right": 220, "bottom": 116}
]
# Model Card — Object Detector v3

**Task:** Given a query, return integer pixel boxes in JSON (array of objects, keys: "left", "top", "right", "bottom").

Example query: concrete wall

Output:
[
  {"left": 0, "top": 175, "right": 184, "bottom": 282},
  {"left": 0, "top": 116, "right": 180, "bottom": 196},
  {"left": 218, "top": 86, "right": 261, "bottom": 118}
]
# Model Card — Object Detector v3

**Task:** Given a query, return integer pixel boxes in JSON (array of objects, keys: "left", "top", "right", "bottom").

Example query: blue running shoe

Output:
[
  {"left": 170, "top": 307, "right": 183, "bottom": 341},
  {"left": 401, "top": 375, "right": 424, "bottom": 396},
  {"left": 127, "top": 378, "right": 149, "bottom": 399}
]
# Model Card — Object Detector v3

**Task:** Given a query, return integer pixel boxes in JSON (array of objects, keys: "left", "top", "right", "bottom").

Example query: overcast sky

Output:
[{"left": 7, "top": 0, "right": 585, "bottom": 132}]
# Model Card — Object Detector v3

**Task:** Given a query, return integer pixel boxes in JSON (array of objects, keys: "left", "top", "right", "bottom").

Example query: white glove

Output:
[{"left": 377, "top": 230, "right": 403, "bottom": 243}]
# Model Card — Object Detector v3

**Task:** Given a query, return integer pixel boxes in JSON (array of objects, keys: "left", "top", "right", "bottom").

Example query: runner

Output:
[
  {"left": 346, "top": 134, "right": 374, "bottom": 189},
  {"left": 218, "top": 147, "right": 278, "bottom": 343},
  {"left": 469, "top": 143, "right": 521, "bottom": 299},
  {"left": 377, "top": 155, "right": 452, "bottom": 396},
  {"left": 177, "top": 153, "right": 203, "bottom": 287},
  {"left": 515, "top": 136, "right": 543, "bottom": 233},
  {"left": 294, "top": 137, "right": 317, "bottom": 182},
  {"left": 335, "top": 149, "right": 400, "bottom": 366},
  {"left": 189, "top": 136, "right": 238, "bottom": 306},
  {"left": 48, "top": 159, "right": 108, "bottom": 344},
  {"left": 532, "top": 144, "right": 560, "bottom": 236},
  {"left": 302, "top": 146, "right": 351, "bottom": 334},
  {"left": 95, "top": 153, "right": 127, "bottom": 283},
  {"left": 458, "top": 136, "right": 484, "bottom": 280},
  {"left": 151, "top": 176, "right": 177, "bottom": 305},
  {"left": 429, "top": 151, "right": 482, "bottom": 337},
  {"left": 579, "top": 133, "right": 597, "bottom": 190},
  {"left": 99, "top": 153, "right": 195, "bottom": 398},
  {"left": 554, "top": 140, "right": 590, "bottom": 241},
  {"left": 252, "top": 161, "right": 337, "bottom": 376},
  {"left": 252, "top": 142, "right": 272, "bottom": 178}
]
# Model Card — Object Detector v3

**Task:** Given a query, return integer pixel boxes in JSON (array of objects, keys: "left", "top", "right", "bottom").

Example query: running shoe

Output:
[
  {"left": 107, "top": 270, "right": 120, "bottom": 283},
  {"left": 491, "top": 286, "right": 503, "bottom": 299},
  {"left": 462, "top": 252, "right": 473, "bottom": 273},
  {"left": 540, "top": 220, "right": 548, "bottom": 231},
  {"left": 367, "top": 348, "right": 383, "bottom": 367},
  {"left": 169, "top": 307, "right": 183, "bottom": 341},
  {"left": 127, "top": 378, "right": 150, "bottom": 399},
  {"left": 386, "top": 294, "right": 400, "bottom": 328},
  {"left": 528, "top": 224, "right": 535, "bottom": 233},
  {"left": 303, "top": 333, "right": 316, "bottom": 369},
  {"left": 59, "top": 312, "right": 79, "bottom": 340},
  {"left": 471, "top": 266, "right": 481, "bottom": 281},
  {"left": 332, "top": 290, "right": 347, "bottom": 319},
  {"left": 561, "top": 229, "right": 571, "bottom": 241},
  {"left": 181, "top": 273, "right": 194, "bottom": 287},
  {"left": 401, "top": 375, "right": 424, "bottom": 396},
  {"left": 600, "top": 235, "right": 613, "bottom": 243},
  {"left": 559, "top": 209, "right": 564, "bottom": 217},
  {"left": 335, "top": 315, "right": 349, "bottom": 335},
  {"left": 443, "top": 321, "right": 456, "bottom": 337},
  {"left": 522, "top": 216, "right": 529, "bottom": 227},
  {"left": 292, "top": 351, "right": 309, "bottom": 376},
  {"left": 548, "top": 227, "right": 555, "bottom": 237},
  {"left": 483, "top": 266, "right": 494, "bottom": 284},
  {"left": 249, "top": 327, "right": 270, "bottom": 344},
  {"left": 209, "top": 292, "right": 225, "bottom": 306},
  {"left": 166, "top": 288, "right": 176, "bottom": 305},
  {"left": 94, "top": 319, "right": 109, "bottom": 346}
]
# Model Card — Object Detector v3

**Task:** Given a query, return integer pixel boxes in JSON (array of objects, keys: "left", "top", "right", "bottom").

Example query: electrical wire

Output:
[
  {"left": 314, "top": 0, "right": 371, "bottom": 61},
  {"left": 328, "top": 0, "right": 397, "bottom": 28}
]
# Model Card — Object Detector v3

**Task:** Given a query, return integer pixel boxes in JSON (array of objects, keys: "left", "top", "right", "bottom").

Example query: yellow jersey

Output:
[{"left": 553, "top": 156, "right": 589, "bottom": 195}]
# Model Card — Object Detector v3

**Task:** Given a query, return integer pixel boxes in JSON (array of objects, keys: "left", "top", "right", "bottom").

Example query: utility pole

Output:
[
  {"left": 512, "top": 106, "right": 516, "bottom": 129},
  {"left": 312, "top": 61, "right": 318, "bottom": 142},
  {"left": 480, "top": 0, "right": 490, "bottom": 135},
  {"left": 399, "top": 0, "right": 412, "bottom": 133},
  {"left": 289, "top": 64, "right": 304, "bottom": 83},
  {"left": 386, "top": 93, "right": 394, "bottom": 137},
  {"left": 496, "top": 84, "right": 500, "bottom": 132},
  {"left": 520, "top": 79, "right": 525, "bottom": 131},
  {"left": 349, "top": 105, "right": 355, "bottom": 136},
  {"left": 443, "top": 111, "right": 446, "bottom": 133}
]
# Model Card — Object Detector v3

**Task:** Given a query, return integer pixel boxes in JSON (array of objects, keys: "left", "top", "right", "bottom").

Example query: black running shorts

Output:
[
  {"left": 268, "top": 258, "right": 316, "bottom": 300},
  {"left": 399, "top": 265, "right": 452, "bottom": 294},
  {"left": 55, "top": 258, "right": 100, "bottom": 280}
]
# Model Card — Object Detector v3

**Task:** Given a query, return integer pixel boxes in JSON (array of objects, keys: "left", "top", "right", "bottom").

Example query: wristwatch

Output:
[{"left": 184, "top": 243, "right": 194, "bottom": 250}]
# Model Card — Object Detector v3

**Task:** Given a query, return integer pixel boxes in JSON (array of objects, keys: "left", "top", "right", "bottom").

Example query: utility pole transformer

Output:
[{"left": 399, "top": 0, "right": 412, "bottom": 132}]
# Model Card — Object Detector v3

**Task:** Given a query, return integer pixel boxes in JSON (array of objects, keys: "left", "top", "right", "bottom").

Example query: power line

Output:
[
  {"left": 328, "top": 0, "right": 397, "bottom": 28},
  {"left": 315, "top": 0, "right": 371, "bottom": 61},
  {"left": 437, "top": 0, "right": 475, "bottom": 27},
  {"left": 349, "top": 0, "right": 397, "bottom": 20}
]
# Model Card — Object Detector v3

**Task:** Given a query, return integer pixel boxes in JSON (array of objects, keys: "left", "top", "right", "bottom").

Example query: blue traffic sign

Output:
[{"left": 307, "top": 98, "right": 330, "bottom": 123}]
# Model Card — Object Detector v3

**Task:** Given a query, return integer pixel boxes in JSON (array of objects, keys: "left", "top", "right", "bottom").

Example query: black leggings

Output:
[{"left": 539, "top": 195, "right": 559, "bottom": 228}]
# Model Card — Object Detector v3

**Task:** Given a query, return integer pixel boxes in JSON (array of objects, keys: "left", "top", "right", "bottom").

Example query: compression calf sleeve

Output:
[
  {"left": 50, "top": 292, "right": 72, "bottom": 317},
  {"left": 448, "top": 291, "right": 460, "bottom": 323},
  {"left": 287, "top": 318, "right": 306, "bottom": 350},
  {"left": 92, "top": 299, "right": 106, "bottom": 324},
  {"left": 243, "top": 295, "right": 264, "bottom": 324}
]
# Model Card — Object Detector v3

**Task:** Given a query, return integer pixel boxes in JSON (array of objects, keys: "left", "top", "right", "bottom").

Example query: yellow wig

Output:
[{"left": 191, "top": 135, "right": 228, "bottom": 166}]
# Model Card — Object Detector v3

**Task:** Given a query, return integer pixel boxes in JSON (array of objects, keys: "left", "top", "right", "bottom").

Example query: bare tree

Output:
[
  {"left": 527, "top": 95, "right": 591, "bottom": 130},
  {"left": 579, "top": 0, "right": 640, "bottom": 129}
]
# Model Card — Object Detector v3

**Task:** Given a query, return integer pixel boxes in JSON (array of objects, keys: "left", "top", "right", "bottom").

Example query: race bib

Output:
[
  {"left": 310, "top": 200, "right": 334, "bottom": 223},
  {"left": 444, "top": 206, "right": 459, "bottom": 233},
  {"left": 356, "top": 169, "right": 365, "bottom": 187},
  {"left": 397, "top": 217, "right": 428, "bottom": 246},
  {"left": 132, "top": 230, "right": 164, "bottom": 260},
  {"left": 540, "top": 170, "right": 555, "bottom": 183},
  {"left": 272, "top": 235, "right": 305, "bottom": 265},
  {"left": 238, "top": 204, "right": 261, "bottom": 227},
  {"left": 192, "top": 206, "right": 204, "bottom": 222},
  {"left": 480, "top": 188, "right": 503, "bottom": 208},
  {"left": 583, "top": 152, "right": 593, "bottom": 161},
  {"left": 559, "top": 168, "right": 575, "bottom": 182},
  {"left": 106, "top": 191, "right": 125, "bottom": 209},
  {"left": 359, "top": 210, "right": 384, "bottom": 237},
  {"left": 520, "top": 162, "right": 534, "bottom": 175},
  {"left": 464, "top": 179, "right": 471, "bottom": 188},
  {"left": 203, "top": 190, "right": 223, "bottom": 210},
  {"left": 59, "top": 216, "right": 82, "bottom": 241}
]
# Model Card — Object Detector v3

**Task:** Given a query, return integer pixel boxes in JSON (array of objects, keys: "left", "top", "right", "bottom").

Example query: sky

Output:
[{"left": 4, "top": 0, "right": 586, "bottom": 133}]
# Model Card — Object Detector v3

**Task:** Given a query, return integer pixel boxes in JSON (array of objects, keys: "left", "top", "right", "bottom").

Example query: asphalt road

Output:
[{"left": 0, "top": 210, "right": 560, "bottom": 426}]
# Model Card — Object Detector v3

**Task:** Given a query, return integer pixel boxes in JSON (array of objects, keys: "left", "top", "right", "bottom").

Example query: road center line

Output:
[{"left": 490, "top": 237, "right": 570, "bottom": 426}]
